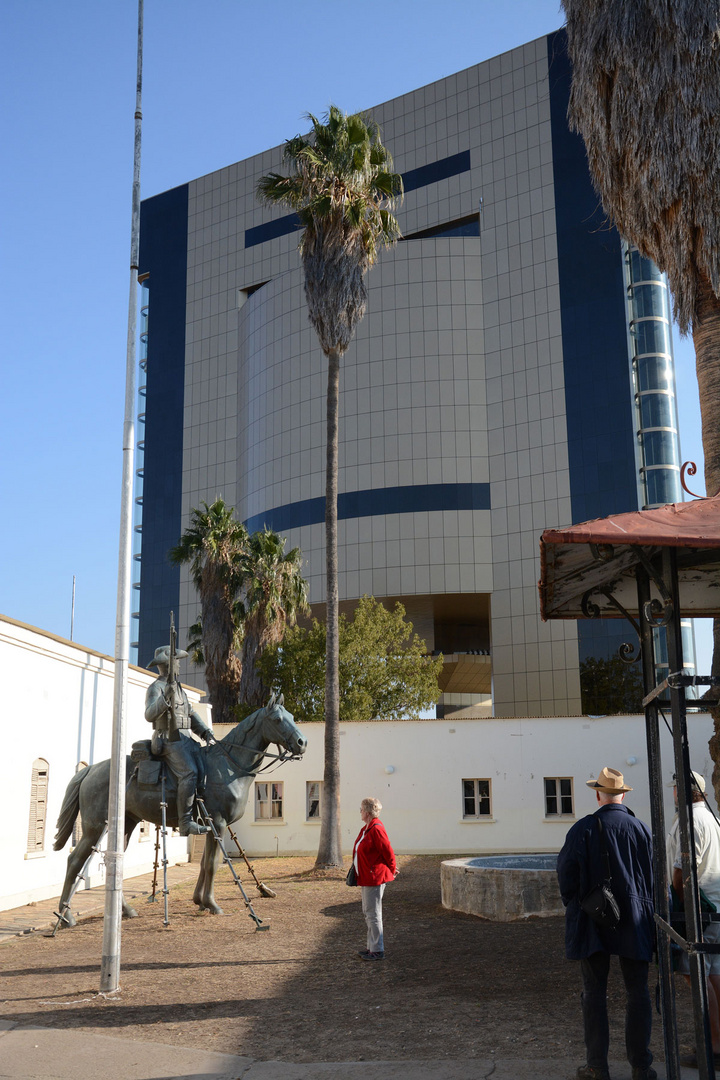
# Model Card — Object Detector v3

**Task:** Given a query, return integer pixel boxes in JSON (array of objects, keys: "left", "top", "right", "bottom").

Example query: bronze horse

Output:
[{"left": 53, "top": 695, "right": 306, "bottom": 925}]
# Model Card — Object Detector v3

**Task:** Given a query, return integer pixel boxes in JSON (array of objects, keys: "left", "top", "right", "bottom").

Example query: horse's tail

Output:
[{"left": 53, "top": 765, "right": 90, "bottom": 850}]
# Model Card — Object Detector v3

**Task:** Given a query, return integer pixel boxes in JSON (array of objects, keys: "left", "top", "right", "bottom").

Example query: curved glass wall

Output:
[
  {"left": 625, "top": 245, "right": 681, "bottom": 509},
  {"left": 623, "top": 244, "right": 696, "bottom": 688},
  {"left": 130, "top": 280, "right": 149, "bottom": 665}
]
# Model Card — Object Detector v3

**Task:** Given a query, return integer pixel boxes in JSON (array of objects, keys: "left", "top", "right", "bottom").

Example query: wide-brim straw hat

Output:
[
  {"left": 586, "top": 766, "right": 633, "bottom": 794},
  {"left": 148, "top": 645, "right": 188, "bottom": 668}
]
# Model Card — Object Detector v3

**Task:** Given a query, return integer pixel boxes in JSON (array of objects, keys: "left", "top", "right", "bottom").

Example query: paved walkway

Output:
[
  {"left": 0, "top": 875, "right": 698, "bottom": 1080},
  {"left": 0, "top": 1022, "right": 698, "bottom": 1080}
]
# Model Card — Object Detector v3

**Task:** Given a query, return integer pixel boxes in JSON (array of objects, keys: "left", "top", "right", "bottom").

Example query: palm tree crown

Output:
[
  {"left": 239, "top": 529, "right": 309, "bottom": 709},
  {"left": 561, "top": 0, "right": 720, "bottom": 333},
  {"left": 169, "top": 499, "right": 248, "bottom": 725},
  {"left": 257, "top": 106, "right": 403, "bottom": 358}
]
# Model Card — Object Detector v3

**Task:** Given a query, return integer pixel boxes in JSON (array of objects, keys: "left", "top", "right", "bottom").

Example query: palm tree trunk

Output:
[
  {"left": 316, "top": 349, "right": 343, "bottom": 867},
  {"left": 239, "top": 627, "right": 268, "bottom": 709},
  {"left": 693, "top": 274, "right": 720, "bottom": 801}
]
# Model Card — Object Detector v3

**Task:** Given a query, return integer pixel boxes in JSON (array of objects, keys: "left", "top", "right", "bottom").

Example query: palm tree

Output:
[
  {"left": 559, "top": 1, "right": 720, "bottom": 771},
  {"left": 239, "top": 529, "right": 309, "bottom": 710},
  {"left": 257, "top": 107, "right": 403, "bottom": 866},
  {"left": 169, "top": 499, "right": 248, "bottom": 726}
]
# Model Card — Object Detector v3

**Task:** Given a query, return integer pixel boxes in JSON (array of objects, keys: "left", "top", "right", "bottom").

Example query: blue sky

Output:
[{"left": 1, "top": 0, "right": 709, "bottom": 671}]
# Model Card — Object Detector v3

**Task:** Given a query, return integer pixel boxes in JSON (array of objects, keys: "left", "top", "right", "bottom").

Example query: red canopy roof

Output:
[{"left": 539, "top": 497, "right": 720, "bottom": 620}]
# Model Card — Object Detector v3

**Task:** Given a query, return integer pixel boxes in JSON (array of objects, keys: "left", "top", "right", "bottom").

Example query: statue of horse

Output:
[{"left": 53, "top": 695, "right": 306, "bottom": 925}]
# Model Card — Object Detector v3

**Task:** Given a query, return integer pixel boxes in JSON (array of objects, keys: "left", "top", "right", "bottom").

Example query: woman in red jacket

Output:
[{"left": 352, "top": 797, "right": 398, "bottom": 961}]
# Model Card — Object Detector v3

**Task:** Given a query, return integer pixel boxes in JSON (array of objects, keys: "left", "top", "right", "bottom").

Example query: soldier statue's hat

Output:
[{"left": 148, "top": 645, "right": 189, "bottom": 668}]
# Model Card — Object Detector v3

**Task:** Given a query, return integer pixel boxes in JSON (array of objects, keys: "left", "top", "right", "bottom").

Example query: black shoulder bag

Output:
[{"left": 579, "top": 816, "right": 621, "bottom": 929}]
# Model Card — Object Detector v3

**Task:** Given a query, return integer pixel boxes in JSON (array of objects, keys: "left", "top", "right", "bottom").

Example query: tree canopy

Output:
[
  {"left": 170, "top": 501, "right": 308, "bottom": 723},
  {"left": 259, "top": 595, "right": 443, "bottom": 725},
  {"left": 257, "top": 108, "right": 403, "bottom": 867}
]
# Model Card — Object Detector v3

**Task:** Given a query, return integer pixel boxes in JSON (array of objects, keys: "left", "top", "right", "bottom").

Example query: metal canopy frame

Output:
[{"left": 540, "top": 524, "right": 720, "bottom": 1080}]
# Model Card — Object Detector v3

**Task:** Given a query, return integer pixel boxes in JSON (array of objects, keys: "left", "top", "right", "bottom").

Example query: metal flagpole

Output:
[{"left": 100, "top": 0, "right": 144, "bottom": 994}]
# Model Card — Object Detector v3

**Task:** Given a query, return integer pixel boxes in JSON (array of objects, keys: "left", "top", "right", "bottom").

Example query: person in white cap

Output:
[
  {"left": 669, "top": 770, "right": 720, "bottom": 1067},
  {"left": 557, "top": 766, "right": 655, "bottom": 1080},
  {"left": 145, "top": 644, "right": 215, "bottom": 836}
]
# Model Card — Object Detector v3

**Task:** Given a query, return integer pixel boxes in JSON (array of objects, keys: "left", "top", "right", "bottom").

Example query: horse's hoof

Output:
[
  {"left": 60, "top": 911, "right": 76, "bottom": 928},
  {"left": 123, "top": 906, "right": 139, "bottom": 919},
  {"left": 205, "top": 903, "right": 224, "bottom": 915}
]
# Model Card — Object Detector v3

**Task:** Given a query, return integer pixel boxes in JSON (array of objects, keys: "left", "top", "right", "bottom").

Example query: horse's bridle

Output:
[{"left": 211, "top": 710, "right": 303, "bottom": 776}]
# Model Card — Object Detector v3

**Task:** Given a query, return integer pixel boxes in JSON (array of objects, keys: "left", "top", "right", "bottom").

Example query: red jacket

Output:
[{"left": 353, "top": 817, "right": 396, "bottom": 886}]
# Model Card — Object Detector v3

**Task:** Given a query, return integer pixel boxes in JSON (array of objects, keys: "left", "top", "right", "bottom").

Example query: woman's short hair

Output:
[{"left": 361, "top": 797, "right": 382, "bottom": 817}]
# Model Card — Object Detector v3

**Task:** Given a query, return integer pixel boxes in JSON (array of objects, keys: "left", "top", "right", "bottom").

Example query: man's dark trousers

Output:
[{"left": 581, "top": 952, "right": 653, "bottom": 1072}]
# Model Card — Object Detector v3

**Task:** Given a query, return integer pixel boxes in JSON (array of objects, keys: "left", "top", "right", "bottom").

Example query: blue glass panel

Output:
[
  {"left": 629, "top": 248, "right": 664, "bottom": 283},
  {"left": 631, "top": 283, "right": 670, "bottom": 320},
  {"left": 403, "top": 215, "right": 480, "bottom": 240},
  {"left": 639, "top": 393, "right": 674, "bottom": 429},
  {"left": 641, "top": 428, "right": 680, "bottom": 466},
  {"left": 633, "top": 320, "right": 672, "bottom": 356},
  {"left": 636, "top": 354, "right": 672, "bottom": 392},
  {"left": 644, "top": 468, "right": 680, "bottom": 505},
  {"left": 245, "top": 151, "right": 472, "bottom": 248},
  {"left": 137, "top": 184, "right": 188, "bottom": 663},
  {"left": 243, "top": 482, "right": 491, "bottom": 533},
  {"left": 401, "top": 150, "right": 471, "bottom": 193},
  {"left": 245, "top": 213, "right": 301, "bottom": 249}
]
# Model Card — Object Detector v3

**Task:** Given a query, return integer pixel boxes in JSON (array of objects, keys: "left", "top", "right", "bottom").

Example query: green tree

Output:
[
  {"left": 257, "top": 108, "right": 403, "bottom": 867},
  {"left": 559, "top": 0, "right": 720, "bottom": 780},
  {"left": 169, "top": 499, "right": 247, "bottom": 726},
  {"left": 579, "top": 655, "right": 644, "bottom": 716},
  {"left": 260, "top": 596, "right": 443, "bottom": 725},
  {"left": 238, "top": 528, "right": 309, "bottom": 711}
]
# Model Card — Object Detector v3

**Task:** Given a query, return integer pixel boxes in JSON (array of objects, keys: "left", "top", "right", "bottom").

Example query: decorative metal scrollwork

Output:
[
  {"left": 643, "top": 596, "right": 674, "bottom": 628},
  {"left": 681, "top": 461, "right": 702, "bottom": 498},
  {"left": 581, "top": 590, "right": 602, "bottom": 619},
  {"left": 618, "top": 640, "right": 641, "bottom": 665},
  {"left": 680, "top": 460, "right": 720, "bottom": 499}
]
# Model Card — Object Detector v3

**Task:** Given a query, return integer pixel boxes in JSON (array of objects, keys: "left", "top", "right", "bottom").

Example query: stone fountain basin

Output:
[{"left": 441, "top": 854, "right": 563, "bottom": 921}]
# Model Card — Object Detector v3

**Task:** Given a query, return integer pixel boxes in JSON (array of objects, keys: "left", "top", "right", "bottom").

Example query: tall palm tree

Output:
[
  {"left": 559, "top": 1, "right": 720, "bottom": 774},
  {"left": 257, "top": 107, "right": 402, "bottom": 866},
  {"left": 239, "top": 529, "right": 309, "bottom": 710},
  {"left": 169, "top": 499, "right": 248, "bottom": 726}
]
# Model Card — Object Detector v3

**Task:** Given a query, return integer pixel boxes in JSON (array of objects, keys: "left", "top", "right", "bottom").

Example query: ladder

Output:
[{"left": 195, "top": 797, "right": 269, "bottom": 930}]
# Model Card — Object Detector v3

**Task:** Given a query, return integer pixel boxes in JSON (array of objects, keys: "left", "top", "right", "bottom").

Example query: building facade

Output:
[{"left": 136, "top": 30, "right": 687, "bottom": 717}]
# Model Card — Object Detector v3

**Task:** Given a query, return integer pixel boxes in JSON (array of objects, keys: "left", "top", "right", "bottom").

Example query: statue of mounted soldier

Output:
[{"left": 52, "top": 617, "right": 307, "bottom": 927}]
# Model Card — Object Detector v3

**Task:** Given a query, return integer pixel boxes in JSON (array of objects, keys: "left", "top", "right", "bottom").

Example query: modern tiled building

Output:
[{"left": 135, "top": 29, "right": 687, "bottom": 717}]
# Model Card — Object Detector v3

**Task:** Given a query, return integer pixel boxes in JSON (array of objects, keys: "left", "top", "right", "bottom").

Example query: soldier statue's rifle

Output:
[{"left": 166, "top": 611, "right": 180, "bottom": 741}]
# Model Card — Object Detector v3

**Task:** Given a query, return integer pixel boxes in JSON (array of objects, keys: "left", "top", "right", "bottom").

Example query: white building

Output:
[{"left": 0, "top": 614, "right": 192, "bottom": 912}]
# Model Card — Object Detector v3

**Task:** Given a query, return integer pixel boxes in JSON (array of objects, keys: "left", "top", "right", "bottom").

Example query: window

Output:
[
  {"left": 545, "top": 777, "right": 574, "bottom": 817},
  {"left": 138, "top": 820, "right": 152, "bottom": 841},
  {"left": 27, "top": 758, "right": 49, "bottom": 854},
  {"left": 306, "top": 781, "right": 323, "bottom": 821},
  {"left": 255, "top": 781, "right": 284, "bottom": 820},
  {"left": 463, "top": 778, "right": 491, "bottom": 818}
]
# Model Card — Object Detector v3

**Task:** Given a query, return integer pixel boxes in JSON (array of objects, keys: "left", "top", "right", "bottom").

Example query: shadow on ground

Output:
[{"left": 0, "top": 854, "right": 698, "bottom": 1063}]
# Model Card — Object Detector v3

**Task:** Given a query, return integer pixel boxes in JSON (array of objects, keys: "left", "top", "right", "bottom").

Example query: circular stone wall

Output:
[{"left": 441, "top": 854, "right": 563, "bottom": 922}]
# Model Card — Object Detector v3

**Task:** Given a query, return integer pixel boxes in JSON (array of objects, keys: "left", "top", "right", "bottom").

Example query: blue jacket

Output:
[{"left": 556, "top": 803, "right": 655, "bottom": 961}]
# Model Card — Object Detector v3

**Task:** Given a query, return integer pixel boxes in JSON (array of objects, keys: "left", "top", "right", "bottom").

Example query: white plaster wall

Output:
[
  {"left": 232, "top": 714, "right": 716, "bottom": 858},
  {"left": 0, "top": 616, "right": 198, "bottom": 911}
]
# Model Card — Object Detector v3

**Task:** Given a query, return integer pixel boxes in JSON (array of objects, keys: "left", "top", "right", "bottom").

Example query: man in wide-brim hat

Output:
[{"left": 557, "top": 767, "right": 655, "bottom": 1080}]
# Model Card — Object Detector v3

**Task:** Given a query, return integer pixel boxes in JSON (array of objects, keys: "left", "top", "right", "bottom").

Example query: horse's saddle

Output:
[{"left": 130, "top": 739, "right": 206, "bottom": 792}]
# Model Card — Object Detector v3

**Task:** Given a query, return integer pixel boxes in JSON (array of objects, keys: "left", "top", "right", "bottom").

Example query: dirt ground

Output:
[{"left": 0, "top": 855, "right": 698, "bottom": 1063}]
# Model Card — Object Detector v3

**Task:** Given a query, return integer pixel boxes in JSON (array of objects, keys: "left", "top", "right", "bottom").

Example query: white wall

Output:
[
  {"left": 0, "top": 616, "right": 195, "bottom": 911},
  {"left": 232, "top": 714, "right": 716, "bottom": 857}
]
